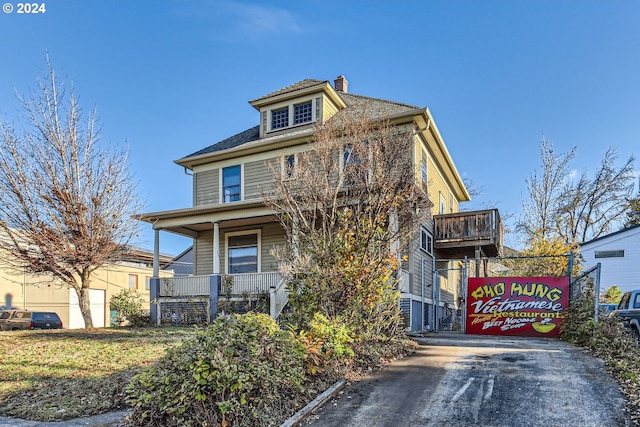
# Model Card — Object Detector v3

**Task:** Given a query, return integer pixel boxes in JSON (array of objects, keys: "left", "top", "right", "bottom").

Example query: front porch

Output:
[{"left": 149, "top": 271, "right": 288, "bottom": 324}]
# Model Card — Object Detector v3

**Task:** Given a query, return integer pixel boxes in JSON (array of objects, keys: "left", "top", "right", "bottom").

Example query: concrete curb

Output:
[
  {"left": 280, "top": 379, "right": 347, "bottom": 427},
  {"left": 0, "top": 410, "right": 129, "bottom": 426}
]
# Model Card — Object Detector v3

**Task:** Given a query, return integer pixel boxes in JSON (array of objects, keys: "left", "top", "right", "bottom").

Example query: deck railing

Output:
[{"left": 434, "top": 209, "right": 502, "bottom": 243}]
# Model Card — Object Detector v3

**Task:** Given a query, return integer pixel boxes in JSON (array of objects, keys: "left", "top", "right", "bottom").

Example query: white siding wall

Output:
[{"left": 580, "top": 226, "right": 640, "bottom": 294}]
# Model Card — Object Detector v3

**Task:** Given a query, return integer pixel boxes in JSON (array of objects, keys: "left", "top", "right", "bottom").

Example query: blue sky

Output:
[{"left": 1, "top": 0, "right": 639, "bottom": 256}]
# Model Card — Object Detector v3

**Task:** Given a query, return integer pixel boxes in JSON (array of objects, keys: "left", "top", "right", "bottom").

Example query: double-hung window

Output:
[
  {"left": 223, "top": 165, "right": 241, "bottom": 203},
  {"left": 282, "top": 154, "right": 296, "bottom": 178},
  {"left": 128, "top": 274, "right": 138, "bottom": 290},
  {"left": 420, "top": 227, "right": 433, "bottom": 255},
  {"left": 421, "top": 149, "right": 428, "bottom": 184},
  {"left": 227, "top": 233, "right": 259, "bottom": 274}
]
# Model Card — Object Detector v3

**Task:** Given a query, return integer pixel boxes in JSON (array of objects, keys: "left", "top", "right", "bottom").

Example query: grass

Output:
[{"left": 0, "top": 327, "right": 196, "bottom": 422}]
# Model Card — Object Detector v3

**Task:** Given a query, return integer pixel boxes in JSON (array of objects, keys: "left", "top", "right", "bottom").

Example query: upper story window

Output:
[
  {"left": 294, "top": 102, "right": 312, "bottom": 125},
  {"left": 271, "top": 107, "right": 289, "bottom": 130},
  {"left": 282, "top": 154, "right": 297, "bottom": 178},
  {"left": 223, "top": 165, "right": 241, "bottom": 203},
  {"left": 128, "top": 274, "right": 138, "bottom": 290},
  {"left": 421, "top": 149, "right": 428, "bottom": 184},
  {"left": 420, "top": 227, "right": 433, "bottom": 255},
  {"left": 439, "top": 192, "right": 446, "bottom": 214},
  {"left": 267, "top": 99, "right": 316, "bottom": 133}
]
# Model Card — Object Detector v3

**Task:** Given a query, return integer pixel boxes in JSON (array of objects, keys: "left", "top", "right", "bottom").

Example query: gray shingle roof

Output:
[
  {"left": 334, "top": 93, "right": 423, "bottom": 122},
  {"left": 184, "top": 125, "right": 260, "bottom": 158},
  {"left": 250, "top": 79, "right": 327, "bottom": 104},
  {"left": 181, "top": 82, "right": 425, "bottom": 161}
]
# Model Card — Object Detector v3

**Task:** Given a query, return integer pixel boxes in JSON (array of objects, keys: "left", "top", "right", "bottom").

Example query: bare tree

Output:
[
  {"left": 625, "top": 178, "right": 640, "bottom": 228},
  {"left": 263, "top": 112, "right": 431, "bottom": 336},
  {"left": 518, "top": 138, "right": 635, "bottom": 245},
  {"left": 518, "top": 138, "right": 575, "bottom": 241},
  {"left": 556, "top": 147, "right": 635, "bottom": 243},
  {"left": 0, "top": 58, "right": 142, "bottom": 328}
]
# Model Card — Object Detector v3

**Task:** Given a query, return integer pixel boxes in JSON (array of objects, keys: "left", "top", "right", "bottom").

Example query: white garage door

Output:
[{"left": 69, "top": 289, "right": 105, "bottom": 329}]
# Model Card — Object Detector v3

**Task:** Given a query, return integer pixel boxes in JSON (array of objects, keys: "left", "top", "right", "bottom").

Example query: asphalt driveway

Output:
[{"left": 302, "top": 333, "right": 630, "bottom": 427}]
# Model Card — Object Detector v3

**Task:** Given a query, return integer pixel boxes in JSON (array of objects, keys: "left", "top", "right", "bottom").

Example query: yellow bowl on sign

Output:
[{"left": 532, "top": 322, "right": 556, "bottom": 333}]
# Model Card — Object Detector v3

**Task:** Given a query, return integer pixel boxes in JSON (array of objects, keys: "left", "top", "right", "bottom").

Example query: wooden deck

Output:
[{"left": 434, "top": 209, "right": 503, "bottom": 258}]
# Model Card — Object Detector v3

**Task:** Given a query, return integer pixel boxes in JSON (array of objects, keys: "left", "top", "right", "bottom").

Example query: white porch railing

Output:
[
  {"left": 159, "top": 272, "right": 283, "bottom": 297},
  {"left": 160, "top": 275, "right": 211, "bottom": 296},
  {"left": 225, "top": 272, "right": 282, "bottom": 295}
]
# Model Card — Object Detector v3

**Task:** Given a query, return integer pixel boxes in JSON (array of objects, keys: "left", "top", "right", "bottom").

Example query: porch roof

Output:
[{"left": 138, "top": 201, "right": 277, "bottom": 238}]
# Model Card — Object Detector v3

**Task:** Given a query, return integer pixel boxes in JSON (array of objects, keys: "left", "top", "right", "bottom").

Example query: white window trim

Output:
[
  {"left": 265, "top": 97, "right": 317, "bottom": 133},
  {"left": 420, "top": 148, "right": 428, "bottom": 184},
  {"left": 420, "top": 226, "right": 433, "bottom": 256},
  {"left": 225, "top": 229, "right": 262, "bottom": 274},
  {"left": 219, "top": 164, "right": 244, "bottom": 204},
  {"left": 439, "top": 192, "right": 446, "bottom": 215}
]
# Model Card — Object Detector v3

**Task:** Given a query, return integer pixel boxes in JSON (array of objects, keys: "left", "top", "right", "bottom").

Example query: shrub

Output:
[
  {"left": 125, "top": 313, "right": 308, "bottom": 427},
  {"left": 308, "top": 313, "right": 355, "bottom": 359},
  {"left": 561, "top": 288, "right": 640, "bottom": 425},
  {"left": 109, "top": 289, "right": 147, "bottom": 327}
]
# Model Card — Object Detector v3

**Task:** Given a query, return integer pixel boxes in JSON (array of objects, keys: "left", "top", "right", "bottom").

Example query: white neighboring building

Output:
[{"left": 580, "top": 224, "right": 640, "bottom": 294}]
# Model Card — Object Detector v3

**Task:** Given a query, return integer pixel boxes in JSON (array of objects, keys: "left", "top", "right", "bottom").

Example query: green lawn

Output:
[{"left": 0, "top": 327, "right": 196, "bottom": 422}]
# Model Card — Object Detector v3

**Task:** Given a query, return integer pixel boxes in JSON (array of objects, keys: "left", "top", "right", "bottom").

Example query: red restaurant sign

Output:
[{"left": 466, "top": 276, "right": 569, "bottom": 337}]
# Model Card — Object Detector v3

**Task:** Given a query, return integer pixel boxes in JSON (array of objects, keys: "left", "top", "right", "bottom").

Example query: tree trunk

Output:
[{"left": 76, "top": 285, "right": 94, "bottom": 329}]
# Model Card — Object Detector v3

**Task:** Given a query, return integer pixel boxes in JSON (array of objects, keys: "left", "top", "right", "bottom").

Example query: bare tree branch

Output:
[{"left": 0, "top": 56, "right": 143, "bottom": 328}]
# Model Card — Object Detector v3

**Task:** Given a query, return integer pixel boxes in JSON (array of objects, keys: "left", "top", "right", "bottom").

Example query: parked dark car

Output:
[{"left": 1, "top": 311, "right": 63, "bottom": 331}]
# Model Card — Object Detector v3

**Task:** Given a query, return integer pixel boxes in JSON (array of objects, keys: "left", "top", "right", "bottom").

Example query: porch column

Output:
[
  {"left": 153, "top": 229, "right": 160, "bottom": 277},
  {"left": 213, "top": 222, "right": 221, "bottom": 274}
]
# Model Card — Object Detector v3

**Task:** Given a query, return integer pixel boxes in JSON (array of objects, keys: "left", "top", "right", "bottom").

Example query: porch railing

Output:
[
  {"left": 158, "top": 272, "right": 282, "bottom": 297},
  {"left": 225, "top": 272, "right": 282, "bottom": 296},
  {"left": 159, "top": 275, "right": 210, "bottom": 296}
]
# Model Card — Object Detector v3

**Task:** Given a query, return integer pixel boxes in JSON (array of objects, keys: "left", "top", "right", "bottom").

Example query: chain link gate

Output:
[
  {"left": 433, "top": 261, "right": 468, "bottom": 333},
  {"left": 431, "top": 253, "right": 585, "bottom": 334}
]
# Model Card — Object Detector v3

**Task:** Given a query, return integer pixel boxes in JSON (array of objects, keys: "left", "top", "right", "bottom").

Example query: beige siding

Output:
[
  {"left": 407, "top": 229, "right": 434, "bottom": 296},
  {"left": 428, "top": 157, "right": 454, "bottom": 215},
  {"left": 195, "top": 169, "right": 219, "bottom": 206},
  {"left": 195, "top": 230, "right": 214, "bottom": 275},
  {"left": 244, "top": 159, "right": 275, "bottom": 201},
  {"left": 220, "top": 222, "right": 285, "bottom": 273},
  {"left": 322, "top": 95, "right": 339, "bottom": 122},
  {"left": 260, "top": 222, "right": 286, "bottom": 272}
]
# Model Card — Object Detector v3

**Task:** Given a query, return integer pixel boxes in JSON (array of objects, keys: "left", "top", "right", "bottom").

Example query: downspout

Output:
[
  {"left": 432, "top": 253, "right": 437, "bottom": 332},
  {"left": 421, "top": 257, "right": 425, "bottom": 332}
]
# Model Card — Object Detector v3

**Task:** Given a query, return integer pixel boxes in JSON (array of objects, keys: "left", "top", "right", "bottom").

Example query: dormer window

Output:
[
  {"left": 266, "top": 99, "right": 316, "bottom": 133},
  {"left": 294, "top": 102, "right": 312, "bottom": 125},
  {"left": 271, "top": 107, "right": 289, "bottom": 130}
]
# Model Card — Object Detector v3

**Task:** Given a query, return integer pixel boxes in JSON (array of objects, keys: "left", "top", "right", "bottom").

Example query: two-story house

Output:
[{"left": 140, "top": 76, "right": 502, "bottom": 331}]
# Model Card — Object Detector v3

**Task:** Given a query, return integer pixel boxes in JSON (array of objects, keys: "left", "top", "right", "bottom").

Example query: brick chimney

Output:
[{"left": 334, "top": 75, "right": 348, "bottom": 93}]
